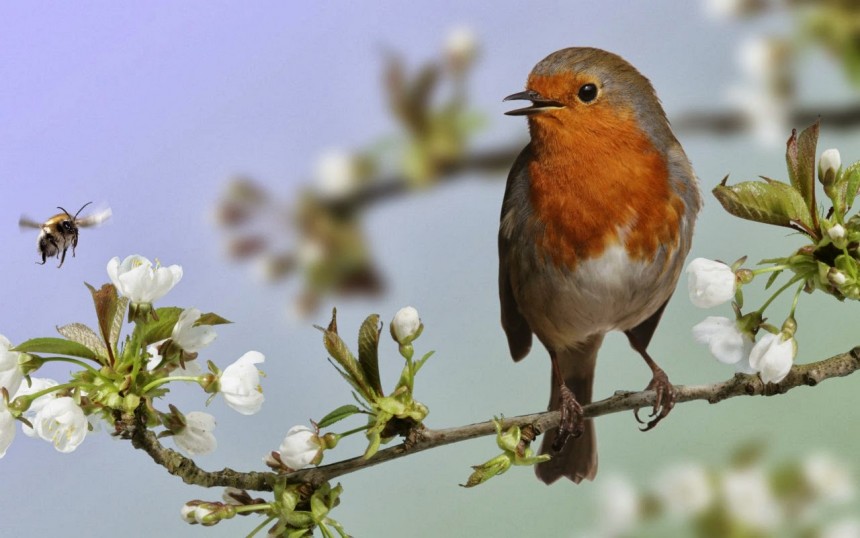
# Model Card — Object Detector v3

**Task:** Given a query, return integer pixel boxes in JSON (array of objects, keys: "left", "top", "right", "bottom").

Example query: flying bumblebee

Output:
[{"left": 19, "top": 202, "right": 112, "bottom": 268}]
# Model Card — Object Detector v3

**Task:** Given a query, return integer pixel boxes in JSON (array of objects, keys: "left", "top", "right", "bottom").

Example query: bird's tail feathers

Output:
[{"left": 535, "top": 334, "right": 603, "bottom": 484}]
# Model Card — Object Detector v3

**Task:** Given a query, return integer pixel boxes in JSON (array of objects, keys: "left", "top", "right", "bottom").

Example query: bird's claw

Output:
[
  {"left": 552, "top": 384, "right": 585, "bottom": 452},
  {"left": 635, "top": 368, "right": 675, "bottom": 432}
]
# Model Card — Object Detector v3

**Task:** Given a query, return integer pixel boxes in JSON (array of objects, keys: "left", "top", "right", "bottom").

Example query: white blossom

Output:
[
  {"left": 703, "top": 0, "right": 748, "bottom": 19},
  {"left": 33, "top": 397, "right": 87, "bottom": 453},
  {"left": 749, "top": 332, "right": 795, "bottom": 384},
  {"left": 693, "top": 316, "right": 753, "bottom": 365},
  {"left": 107, "top": 255, "right": 182, "bottom": 304},
  {"left": 391, "top": 306, "right": 422, "bottom": 344},
  {"left": 314, "top": 149, "right": 362, "bottom": 199},
  {"left": 653, "top": 462, "right": 713, "bottom": 518},
  {"left": 596, "top": 475, "right": 640, "bottom": 536},
  {"left": 687, "top": 258, "right": 736, "bottom": 308},
  {"left": 173, "top": 411, "right": 217, "bottom": 455},
  {"left": 820, "top": 518, "right": 860, "bottom": 538},
  {"left": 219, "top": 351, "right": 265, "bottom": 415},
  {"left": 802, "top": 452, "right": 855, "bottom": 504},
  {"left": 15, "top": 377, "right": 59, "bottom": 437},
  {"left": 722, "top": 466, "right": 781, "bottom": 531},
  {"left": 0, "top": 334, "right": 24, "bottom": 396},
  {"left": 444, "top": 26, "right": 478, "bottom": 68},
  {"left": 0, "top": 398, "right": 15, "bottom": 458},
  {"left": 172, "top": 308, "right": 216, "bottom": 352},
  {"left": 146, "top": 341, "right": 203, "bottom": 375},
  {"left": 278, "top": 425, "right": 322, "bottom": 470}
]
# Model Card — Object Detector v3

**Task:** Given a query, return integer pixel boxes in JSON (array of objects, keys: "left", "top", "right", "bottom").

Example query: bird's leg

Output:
[
  {"left": 550, "top": 351, "right": 585, "bottom": 451},
  {"left": 627, "top": 335, "right": 675, "bottom": 432}
]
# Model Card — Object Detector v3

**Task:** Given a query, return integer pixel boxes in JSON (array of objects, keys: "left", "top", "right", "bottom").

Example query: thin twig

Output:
[{"left": 130, "top": 346, "right": 860, "bottom": 491}]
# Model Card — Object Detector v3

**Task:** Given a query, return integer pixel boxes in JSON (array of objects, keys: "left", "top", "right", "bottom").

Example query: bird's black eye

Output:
[{"left": 578, "top": 83, "right": 598, "bottom": 103}]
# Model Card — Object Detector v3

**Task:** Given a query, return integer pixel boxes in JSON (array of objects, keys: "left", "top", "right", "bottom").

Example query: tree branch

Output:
[{"left": 130, "top": 346, "right": 860, "bottom": 491}]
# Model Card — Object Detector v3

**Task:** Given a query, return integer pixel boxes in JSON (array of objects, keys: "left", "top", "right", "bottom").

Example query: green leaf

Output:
[
  {"left": 138, "top": 307, "right": 183, "bottom": 346},
  {"left": 196, "top": 312, "right": 232, "bottom": 326},
  {"left": 319, "top": 309, "right": 374, "bottom": 402},
  {"left": 14, "top": 337, "right": 98, "bottom": 361},
  {"left": 56, "top": 323, "right": 108, "bottom": 358},
  {"left": 357, "top": 314, "right": 383, "bottom": 397},
  {"left": 712, "top": 178, "right": 814, "bottom": 234},
  {"left": 765, "top": 270, "right": 782, "bottom": 290},
  {"left": 785, "top": 120, "right": 819, "bottom": 223},
  {"left": 85, "top": 282, "right": 120, "bottom": 362},
  {"left": 414, "top": 350, "right": 435, "bottom": 375},
  {"left": 317, "top": 404, "right": 362, "bottom": 428},
  {"left": 839, "top": 161, "right": 860, "bottom": 214}
]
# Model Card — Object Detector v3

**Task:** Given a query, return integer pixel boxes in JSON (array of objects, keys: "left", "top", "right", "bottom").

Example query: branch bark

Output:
[{"left": 131, "top": 346, "right": 860, "bottom": 491}]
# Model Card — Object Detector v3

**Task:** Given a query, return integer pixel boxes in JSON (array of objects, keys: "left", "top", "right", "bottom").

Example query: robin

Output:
[{"left": 499, "top": 47, "right": 701, "bottom": 484}]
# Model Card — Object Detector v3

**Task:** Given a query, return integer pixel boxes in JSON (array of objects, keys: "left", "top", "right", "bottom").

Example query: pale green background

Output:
[{"left": 1, "top": 2, "right": 859, "bottom": 536}]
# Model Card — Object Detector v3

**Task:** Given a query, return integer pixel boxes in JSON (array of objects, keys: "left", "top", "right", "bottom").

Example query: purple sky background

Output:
[{"left": 2, "top": 2, "right": 859, "bottom": 536}]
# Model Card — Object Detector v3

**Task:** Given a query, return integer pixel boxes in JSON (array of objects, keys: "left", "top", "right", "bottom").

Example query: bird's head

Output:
[{"left": 505, "top": 47, "right": 669, "bottom": 144}]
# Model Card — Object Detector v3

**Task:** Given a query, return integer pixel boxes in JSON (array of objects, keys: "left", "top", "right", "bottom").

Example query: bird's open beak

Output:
[{"left": 503, "top": 90, "right": 564, "bottom": 116}]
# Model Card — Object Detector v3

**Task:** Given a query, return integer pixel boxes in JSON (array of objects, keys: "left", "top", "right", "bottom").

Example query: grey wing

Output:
[
  {"left": 18, "top": 215, "right": 42, "bottom": 229},
  {"left": 76, "top": 207, "right": 112, "bottom": 227},
  {"left": 499, "top": 146, "right": 533, "bottom": 362}
]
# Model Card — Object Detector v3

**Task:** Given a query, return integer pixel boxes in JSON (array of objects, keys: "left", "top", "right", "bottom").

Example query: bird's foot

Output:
[
  {"left": 634, "top": 366, "right": 675, "bottom": 432},
  {"left": 552, "top": 384, "right": 585, "bottom": 452}
]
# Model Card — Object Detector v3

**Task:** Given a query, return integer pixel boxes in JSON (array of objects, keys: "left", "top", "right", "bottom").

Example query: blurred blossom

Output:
[
  {"left": 722, "top": 466, "right": 781, "bottom": 531},
  {"left": 314, "top": 149, "right": 362, "bottom": 199},
  {"left": 653, "top": 462, "right": 713, "bottom": 518},
  {"left": 820, "top": 518, "right": 860, "bottom": 538},
  {"left": 703, "top": 0, "right": 762, "bottom": 19},
  {"left": 444, "top": 25, "right": 478, "bottom": 70},
  {"left": 252, "top": 253, "right": 294, "bottom": 284},
  {"left": 296, "top": 238, "right": 326, "bottom": 270},
  {"left": 802, "top": 452, "right": 855, "bottom": 504},
  {"left": 728, "top": 36, "right": 791, "bottom": 147},
  {"left": 597, "top": 475, "right": 640, "bottom": 536}
]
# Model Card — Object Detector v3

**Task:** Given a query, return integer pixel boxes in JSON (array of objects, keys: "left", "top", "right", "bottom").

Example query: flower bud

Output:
[
  {"left": 818, "top": 148, "right": 841, "bottom": 187},
  {"left": 828, "top": 268, "right": 847, "bottom": 287},
  {"left": 828, "top": 223, "right": 848, "bottom": 249},
  {"left": 390, "top": 306, "right": 423, "bottom": 346}
]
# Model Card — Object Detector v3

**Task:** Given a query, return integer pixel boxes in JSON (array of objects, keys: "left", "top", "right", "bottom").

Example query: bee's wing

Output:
[
  {"left": 77, "top": 207, "right": 112, "bottom": 228},
  {"left": 18, "top": 215, "right": 42, "bottom": 229}
]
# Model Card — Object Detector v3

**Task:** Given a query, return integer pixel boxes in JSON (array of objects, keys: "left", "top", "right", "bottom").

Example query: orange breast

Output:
[{"left": 527, "top": 106, "right": 683, "bottom": 269}]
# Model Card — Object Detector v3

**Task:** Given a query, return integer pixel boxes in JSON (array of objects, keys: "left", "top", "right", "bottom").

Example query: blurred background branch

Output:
[{"left": 214, "top": 1, "right": 860, "bottom": 317}]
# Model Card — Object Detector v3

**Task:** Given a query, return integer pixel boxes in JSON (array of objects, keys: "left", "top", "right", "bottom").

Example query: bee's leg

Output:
[{"left": 57, "top": 247, "right": 68, "bottom": 268}]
